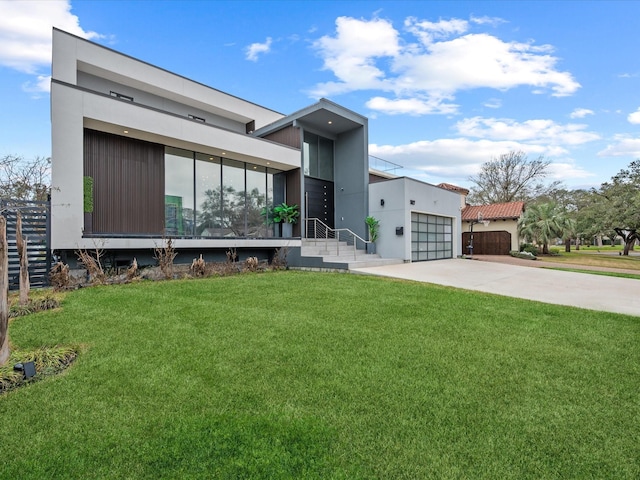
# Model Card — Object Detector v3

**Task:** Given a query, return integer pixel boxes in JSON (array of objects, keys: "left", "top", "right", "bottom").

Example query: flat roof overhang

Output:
[
  {"left": 75, "top": 87, "right": 301, "bottom": 171},
  {"left": 253, "top": 98, "right": 367, "bottom": 139}
]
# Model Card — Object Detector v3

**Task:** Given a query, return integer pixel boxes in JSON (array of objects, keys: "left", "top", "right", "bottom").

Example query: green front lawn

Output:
[
  {"left": 2, "top": 272, "right": 638, "bottom": 479},
  {"left": 542, "top": 251, "right": 640, "bottom": 271}
]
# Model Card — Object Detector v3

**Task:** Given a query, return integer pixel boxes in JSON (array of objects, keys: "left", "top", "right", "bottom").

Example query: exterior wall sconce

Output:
[
  {"left": 410, "top": 199, "right": 415, "bottom": 205},
  {"left": 396, "top": 226, "right": 404, "bottom": 236},
  {"left": 380, "top": 199, "right": 385, "bottom": 206}
]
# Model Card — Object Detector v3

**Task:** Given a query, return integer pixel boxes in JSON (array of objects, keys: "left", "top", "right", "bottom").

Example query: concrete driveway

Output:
[{"left": 351, "top": 258, "right": 640, "bottom": 317}]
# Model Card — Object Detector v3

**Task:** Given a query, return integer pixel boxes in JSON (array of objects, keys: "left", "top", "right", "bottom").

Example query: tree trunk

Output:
[
  {"left": 17, "top": 211, "right": 29, "bottom": 306},
  {"left": 0, "top": 216, "right": 10, "bottom": 366},
  {"left": 614, "top": 228, "right": 638, "bottom": 256},
  {"left": 542, "top": 243, "right": 549, "bottom": 255},
  {"left": 565, "top": 238, "right": 571, "bottom": 253}
]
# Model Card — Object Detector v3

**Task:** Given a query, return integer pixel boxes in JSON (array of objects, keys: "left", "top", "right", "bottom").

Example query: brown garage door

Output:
[{"left": 462, "top": 231, "right": 511, "bottom": 255}]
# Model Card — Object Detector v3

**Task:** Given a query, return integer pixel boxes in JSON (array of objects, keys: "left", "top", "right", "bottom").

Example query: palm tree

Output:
[{"left": 518, "top": 202, "right": 568, "bottom": 254}]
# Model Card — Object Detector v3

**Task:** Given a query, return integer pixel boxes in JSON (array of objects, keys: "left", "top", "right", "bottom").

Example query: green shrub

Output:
[
  {"left": 83, "top": 176, "right": 94, "bottom": 213},
  {"left": 510, "top": 250, "right": 537, "bottom": 260},
  {"left": 520, "top": 243, "right": 539, "bottom": 256}
]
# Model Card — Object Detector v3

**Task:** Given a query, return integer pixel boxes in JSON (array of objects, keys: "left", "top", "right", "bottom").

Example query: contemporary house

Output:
[
  {"left": 461, "top": 201, "right": 525, "bottom": 255},
  {"left": 50, "top": 28, "right": 463, "bottom": 268}
]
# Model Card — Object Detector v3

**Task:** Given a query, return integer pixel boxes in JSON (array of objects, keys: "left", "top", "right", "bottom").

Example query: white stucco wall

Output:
[{"left": 369, "top": 178, "right": 463, "bottom": 261}]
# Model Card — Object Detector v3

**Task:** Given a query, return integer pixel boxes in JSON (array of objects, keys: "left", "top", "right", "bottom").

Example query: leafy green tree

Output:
[
  {"left": 468, "top": 151, "right": 561, "bottom": 204},
  {"left": 592, "top": 160, "right": 640, "bottom": 255},
  {"left": 518, "top": 202, "right": 570, "bottom": 254},
  {"left": 545, "top": 188, "right": 601, "bottom": 250}
]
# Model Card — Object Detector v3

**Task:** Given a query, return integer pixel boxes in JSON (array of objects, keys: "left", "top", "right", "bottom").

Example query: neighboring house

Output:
[
  {"left": 461, "top": 201, "right": 526, "bottom": 255},
  {"left": 50, "top": 28, "right": 369, "bottom": 267}
]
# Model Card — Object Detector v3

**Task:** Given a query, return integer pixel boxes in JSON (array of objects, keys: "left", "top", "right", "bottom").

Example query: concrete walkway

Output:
[{"left": 351, "top": 258, "right": 640, "bottom": 317}]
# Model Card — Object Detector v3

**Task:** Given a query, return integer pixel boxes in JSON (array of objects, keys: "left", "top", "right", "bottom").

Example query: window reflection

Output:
[
  {"left": 195, "top": 154, "right": 221, "bottom": 237},
  {"left": 222, "top": 159, "right": 246, "bottom": 237},
  {"left": 165, "top": 147, "right": 283, "bottom": 238},
  {"left": 303, "top": 132, "right": 333, "bottom": 181},
  {"left": 246, "top": 165, "right": 267, "bottom": 237},
  {"left": 165, "top": 147, "right": 194, "bottom": 236}
]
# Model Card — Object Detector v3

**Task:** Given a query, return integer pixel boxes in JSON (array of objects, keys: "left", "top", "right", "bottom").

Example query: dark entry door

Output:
[{"left": 305, "top": 177, "right": 334, "bottom": 229}]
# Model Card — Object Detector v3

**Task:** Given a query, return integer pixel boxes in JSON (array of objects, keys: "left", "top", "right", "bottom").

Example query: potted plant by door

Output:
[
  {"left": 365, "top": 216, "right": 379, "bottom": 254},
  {"left": 273, "top": 203, "right": 299, "bottom": 238}
]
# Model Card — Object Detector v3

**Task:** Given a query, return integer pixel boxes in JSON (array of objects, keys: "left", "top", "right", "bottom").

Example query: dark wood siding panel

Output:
[
  {"left": 285, "top": 169, "right": 301, "bottom": 237},
  {"left": 369, "top": 173, "right": 391, "bottom": 184},
  {"left": 84, "top": 129, "right": 164, "bottom": 235},
  {"left": 262, "top": 125, "right": 301, "bottom": 149}
]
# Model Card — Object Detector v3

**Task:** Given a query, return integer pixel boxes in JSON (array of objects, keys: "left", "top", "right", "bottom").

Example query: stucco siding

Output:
[{"left": 369, "top": 178, "right": 463, "bottom": 261}]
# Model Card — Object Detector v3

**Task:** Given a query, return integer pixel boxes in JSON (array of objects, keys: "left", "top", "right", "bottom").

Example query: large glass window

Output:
[
  {"left": 195, "top": 154, "right": 221, "bottom": 237},
  {"left": 222, "top": 159, "right": 246, "bottom": 237},
  {"left": 303, "top": 132, "right": 334, "bottom": 181},
  {"left": 246, "top": 165, "right": 268, "bottom": 237},
  {"left": 165, "top": 147, "right": 194, "bottom": 236},
  {"left": 164, "top": 147, "right": 283, "bottom": 238}
]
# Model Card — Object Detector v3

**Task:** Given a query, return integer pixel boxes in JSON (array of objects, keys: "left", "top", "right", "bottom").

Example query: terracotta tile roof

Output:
[
  {"left": 437, "top": 183, "right": 469, "bottom": 195},
  {"left": 461, "top": 201, "right": 525, "bottom": 221}
]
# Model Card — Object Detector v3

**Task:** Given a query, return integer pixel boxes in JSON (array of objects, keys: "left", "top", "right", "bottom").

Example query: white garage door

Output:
[{"left": 411, "top": 212, "right": 453, "bottom": 261}]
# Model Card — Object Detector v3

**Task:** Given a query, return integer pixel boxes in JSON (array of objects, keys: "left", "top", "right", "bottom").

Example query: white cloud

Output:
[
  {"left": 311, "top": 15, "right": 580, "bottom": 114},
  {"left": 245, "top": 37, "right": 273, "bottom": 62},
  {"left": 311, "top": 16, "right": 399, "bottom": 96},
  {"left": 470, "top": 15, "right": 507, "bottom": 27},
  {"left": 22, "top": 74, "right": 51, "bottom": 96},
  {"left": 0, "top": 0, "right": 102, "bottom": 74},
  {"left": 570, "top": 108, "right": 594, "bottom": 119},
  {"left": 404, "top": 17, "right": 469, "bottom": 45},
  {"left": 547, "top": 161, "right": 594, "bottom": 180},
  {"left": 483, "top": 98, "right": 502, "bottom": 109},
  {"left": 370, "top": 137, "right": 565, "bottom": 178},
  {"left": 369, "top": 138, "right": 595, "bottom": 184},
  {"left": 455, "top": 117, "right": 600, "bottom": 145},
  {"left": 598, "top": 135, "right": 640, "bottom": 157},
  {"left": 366, "top": 96, "right": 458, "bottom": 115},
  {"left": 627, "top": 108, "right": 640, "bottom": 124},
  {"left": 393, "top": 33, "right": 576, "bottom": 96}
]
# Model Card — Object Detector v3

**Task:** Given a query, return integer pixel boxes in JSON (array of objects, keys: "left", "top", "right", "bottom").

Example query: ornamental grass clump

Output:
[{"left": 0, "top": 345, "right": 79, "bottom": 394}]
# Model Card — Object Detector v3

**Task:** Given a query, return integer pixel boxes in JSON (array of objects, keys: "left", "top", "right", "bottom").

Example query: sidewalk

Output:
[{"left": 351, "top": 258, "right": 640, "bottom": 317}]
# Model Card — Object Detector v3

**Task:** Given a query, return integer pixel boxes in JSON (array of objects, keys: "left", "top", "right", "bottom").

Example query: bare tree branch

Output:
[
  {"left": 0, "top": 154, "right": 51, "bottom": 201},
  {"left": 468, "top": 151, "right": 559, "bottom": 204}
]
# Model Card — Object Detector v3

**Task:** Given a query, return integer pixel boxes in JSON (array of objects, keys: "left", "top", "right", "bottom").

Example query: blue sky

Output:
[{"left": 1, "top": 0, "right": 639, "bottom": 191}]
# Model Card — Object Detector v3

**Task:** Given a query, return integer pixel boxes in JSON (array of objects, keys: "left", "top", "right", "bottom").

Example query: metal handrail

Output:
[{"left": 304, "top": 218, "right": 370, "bottom": 260}]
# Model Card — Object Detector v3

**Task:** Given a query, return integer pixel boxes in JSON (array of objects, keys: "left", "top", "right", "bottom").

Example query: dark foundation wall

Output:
[
  {"left": 57, "top": 247, "right": 291, "bottom": 270},
  {"left": 84, "top": 129, "right": 165, "bottom": 235}
]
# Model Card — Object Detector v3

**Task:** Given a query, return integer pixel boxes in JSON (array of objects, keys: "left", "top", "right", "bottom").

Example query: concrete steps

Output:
[{"left": 300, "top": 240, "right": 404, "bottom": 270}]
